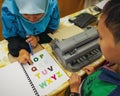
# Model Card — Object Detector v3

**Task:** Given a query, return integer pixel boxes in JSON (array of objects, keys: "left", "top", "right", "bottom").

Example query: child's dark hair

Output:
[{"left": 102, "top": 0, "right": 120, "bottom": 43}]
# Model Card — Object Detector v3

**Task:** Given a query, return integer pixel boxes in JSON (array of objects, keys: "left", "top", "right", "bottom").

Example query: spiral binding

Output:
[{"left": 21, "top": 65, "right": 40, "bottom": 96}]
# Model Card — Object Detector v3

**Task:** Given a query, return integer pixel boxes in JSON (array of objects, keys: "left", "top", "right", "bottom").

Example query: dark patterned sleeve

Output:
[{"left": 7, "top": 36, "right": 30, "bottom": 57}]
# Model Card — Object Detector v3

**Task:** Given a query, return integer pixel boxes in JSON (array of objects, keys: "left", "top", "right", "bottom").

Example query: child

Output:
[
  {"left": 1, "top": 0, "right": 60, "bottom": 64},
  {"left": 69, "top": 0, "right": 120, "bottom": 96}
]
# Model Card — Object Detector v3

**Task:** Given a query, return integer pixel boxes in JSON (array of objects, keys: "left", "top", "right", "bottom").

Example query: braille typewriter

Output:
[{"left": 51, "top": 26, "right": 102, "bottom": 72}]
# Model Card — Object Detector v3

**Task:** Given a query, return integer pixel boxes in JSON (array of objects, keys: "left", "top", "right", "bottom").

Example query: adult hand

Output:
[
  {"left": 17, "top": 49, "right": 33, "bottom": 64},
  {"left": 70, "top": 73, "right": 81, "bottom": 93},
  {"left": 26, "top": 36, "right": 39, "bottom": 48},
  {"left": 83, "top": 66, "right": 95, "bottom": 75}
]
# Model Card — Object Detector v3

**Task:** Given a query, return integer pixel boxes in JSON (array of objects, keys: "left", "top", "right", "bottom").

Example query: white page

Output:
[
  {"left": 48, "top": 24, "right": 83, "bottom": 41},
  {"left": 96, "top": 0, "right": 109, "bottom": 9},
  {"left": 23, "top": 49, "right": 69, "bottom": 96},
  {"left": 0, "top": 62, "right": 35, "bottom": 96}
]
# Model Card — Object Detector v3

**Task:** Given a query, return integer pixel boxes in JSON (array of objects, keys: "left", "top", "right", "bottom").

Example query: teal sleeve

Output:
[
  {"left": 47, "top": 1, "right": 60, "bottom": 31},
  {"left": 1, "top": 7, "right": 18, "bottom": 39}
]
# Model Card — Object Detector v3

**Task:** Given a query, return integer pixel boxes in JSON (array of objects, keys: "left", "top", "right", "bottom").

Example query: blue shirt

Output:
[{"left": 81, "top": 67, "right": 120, "bottom": 96}]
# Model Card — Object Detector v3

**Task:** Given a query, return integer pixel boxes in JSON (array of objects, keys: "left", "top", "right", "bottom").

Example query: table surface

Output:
[{"left": 0, "top": 6, "right": 105, "bottom": 96}]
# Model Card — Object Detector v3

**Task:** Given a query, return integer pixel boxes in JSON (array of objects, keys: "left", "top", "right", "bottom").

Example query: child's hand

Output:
[
  {"left": 26, "top": 36, "right": 39, "bottom": 48},
  {"left": 83, "top": 66, "right": 95, "bottom": 75},
  {"left": 70, "top": 73, "right": 81, "bottom": 93},
  {"left": 17, "top": 49, "right": 33, "bottom": 64}
]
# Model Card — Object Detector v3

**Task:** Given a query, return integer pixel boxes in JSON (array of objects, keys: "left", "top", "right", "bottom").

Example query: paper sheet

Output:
[
  {"left": 96, "top": 0, "right": 109, "bottom": 9},
  {"left": 23, "top": 49, "right": 69, "bottom": 95},
  {"left": 48, "top": 24, "right": 83, "bottom": 41},
  {"left": 0, "top": 62, "right": 35, "bottom": 96}
]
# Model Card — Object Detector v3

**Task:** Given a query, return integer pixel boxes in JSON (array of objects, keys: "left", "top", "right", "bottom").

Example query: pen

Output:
[{"left": 28, "top": 42, "right": 34, "bottom": 55}]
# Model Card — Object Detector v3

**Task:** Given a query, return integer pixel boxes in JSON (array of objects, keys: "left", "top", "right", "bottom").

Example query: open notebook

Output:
[{"left": 0, "top": 49, "right": 69, "bottom": 96}]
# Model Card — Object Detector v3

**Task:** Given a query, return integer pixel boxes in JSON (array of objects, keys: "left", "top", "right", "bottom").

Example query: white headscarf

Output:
[{"left": 15, "top": 0, "right": 47, "bottom": 14}]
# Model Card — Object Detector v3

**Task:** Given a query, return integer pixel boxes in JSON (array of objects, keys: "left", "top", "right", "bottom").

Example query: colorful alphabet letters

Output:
[{"left": 23, "top": 49, "right": 69, "bottom": 95}]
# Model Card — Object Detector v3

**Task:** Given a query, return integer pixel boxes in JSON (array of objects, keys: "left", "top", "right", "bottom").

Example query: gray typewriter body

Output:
[{"left": 51, "top": 26, "right": 102, "bottom": 72}]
